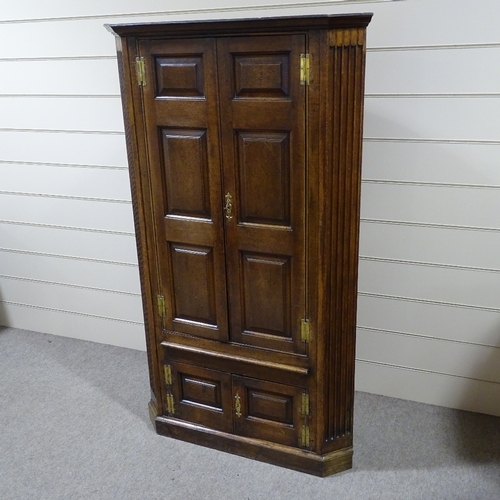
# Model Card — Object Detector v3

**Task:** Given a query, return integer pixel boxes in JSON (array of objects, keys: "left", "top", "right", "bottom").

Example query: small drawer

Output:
[
  {"left": 232, "top": 375, "right": 305, "bottom": 448},
  {"left": 165, "top": 360, "right": 233, "bottom": 433}
]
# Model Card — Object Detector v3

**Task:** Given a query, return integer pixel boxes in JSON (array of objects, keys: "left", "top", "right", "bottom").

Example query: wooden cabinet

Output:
[{"left": 108, "top": 13, "right": 372, "bottom": 476}]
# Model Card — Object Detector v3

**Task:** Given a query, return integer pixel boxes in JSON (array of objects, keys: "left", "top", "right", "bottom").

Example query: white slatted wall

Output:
[{"left": 1, "top": 0, "right": 499, "bottom": 416}]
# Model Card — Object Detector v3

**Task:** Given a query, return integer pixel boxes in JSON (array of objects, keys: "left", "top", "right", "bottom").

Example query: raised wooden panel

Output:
[
  {"left": 170, "top": 243, "right": 216, "bottom": 326},
  {"left": 161, "top": 128, "right": 210, "bottom": 218},
  {"left": 233, "top": 52, "right": 290, "bottom": 98},
  {"left": 248, "top": 389, "right": 293, "bottom": 424},
  {"left": 167, "top": 361, "right": 233, "bottom": 433},
  {"left": 237, "top": 131, "right": 290, "bottom": 226},
  {"left": 155, "top": 55, "right": 205, "bottom": 98},
  {"left": 181, "top": 375, "right": 222, "bottom": 409},
  {"left": 233, "top": 376, "right": 303, "bottom": 447},
  {"left": 241, "top": 252, "right": 291, "bottom": 339}
]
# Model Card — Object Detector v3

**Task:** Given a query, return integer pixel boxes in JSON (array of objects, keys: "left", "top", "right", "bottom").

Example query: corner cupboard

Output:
[{"left": 108, "top": 13, "right": 372, "bottom": 476}]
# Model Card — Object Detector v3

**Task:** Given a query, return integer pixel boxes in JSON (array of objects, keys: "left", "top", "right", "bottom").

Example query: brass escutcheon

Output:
[
  {"left": 234, "top": 392, "right": 242, "bottom": 417},
  {"left": 224, "top": 192, "right": 233, "bottom": 220}
]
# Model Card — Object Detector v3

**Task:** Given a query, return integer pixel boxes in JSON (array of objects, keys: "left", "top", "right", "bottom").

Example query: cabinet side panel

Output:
[
  {"left": 323, "top": 28, "right": 367, "bottom": 448},
  {"left": 308, "top": 29, "right": 327, "bottom": 452},
  {"left": 115, "top": 36, "right": 162, "bottom": 410}
]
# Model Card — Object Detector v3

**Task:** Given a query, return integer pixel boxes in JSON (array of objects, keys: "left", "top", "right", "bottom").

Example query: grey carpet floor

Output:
[{"left": 1, "top": 327, "right": 499, "bottom": 500}]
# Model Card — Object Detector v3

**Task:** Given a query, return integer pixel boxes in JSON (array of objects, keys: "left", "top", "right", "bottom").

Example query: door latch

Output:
[{"left": 224, "top": 192, "right": 233, "bottom": 220}]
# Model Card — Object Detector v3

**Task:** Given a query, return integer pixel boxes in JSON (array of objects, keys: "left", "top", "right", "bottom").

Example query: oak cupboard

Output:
[{"left": 107, "top": 13, "right": 372, "bottom": 476}]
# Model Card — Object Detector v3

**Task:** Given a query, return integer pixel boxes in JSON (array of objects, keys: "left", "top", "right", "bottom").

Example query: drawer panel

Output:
[
  {"left": 248, "top": 387, "right": 293, "bottom": 424},
  {"left": 232, "top": 375, "right": 304, "bottom": 448},
  {"left": 161, "top": 347, "right": 310, "bottom": 448},
  {"left": 181, "top": 375, "right": 221, "bottom": 408},
  {"left": 166, "top": 360, "right": 233, "bottom": 433}
]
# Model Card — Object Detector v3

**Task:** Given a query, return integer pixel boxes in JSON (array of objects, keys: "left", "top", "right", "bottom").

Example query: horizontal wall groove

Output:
[
  {"left": 0, "top": 219, "right": 135, "bottom": 236},
  {"left": 0, "top": 246, "right": 137, "bottom": 267},
  {"left": 362, "top": 178, "right": 500, "bottom": 190},
  {"left": 0, "top": 127, "right": 124, "bottom": 135},
  {"left": 0, "top": 159, "right": 127, "bottom": 170},
  {"left": 0, "top": 273, "right": 140, "bottom": 296},
  {"left": 368, "top": 42, "right": 500, "bottom": 52},
  {"left": 364, "top": 137, "right": 500, "bottom": 146},
  {"left": 356, "top": 358, "right": 500, "bottom": 386},
  {"left": 366, "top": 92, "right": 500, "bottom": 99},
  {"left": 0, "top": 1, "right": 387, "bottom": 25},
  {"left": 361, "top": 218, "right": 500, "bottom": 234},
  {"left": 357, "top": 325, "right": 500, "bottom": 350},
  {"left": 0, "top": 94, "right": 121, "bottom": 99},
  {"left": 359, "top": 255, "right": 500, "bottom": 275},
  {"left": 0, "top": 55, "right": 116, "bottom": 62},
  {"left": 0, "top": 190, "right": 131, "bottom": 205},
  {"left": 358, "top": 291, "right": 500, "bottom": 314},
  {"left": 0, "top": 300, "right": 143, "bottom": 325}
]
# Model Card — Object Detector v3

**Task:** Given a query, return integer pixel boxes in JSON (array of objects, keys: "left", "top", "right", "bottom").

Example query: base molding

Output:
[{"left": 149, "top": 403, "right": 352, "bottom": 476}]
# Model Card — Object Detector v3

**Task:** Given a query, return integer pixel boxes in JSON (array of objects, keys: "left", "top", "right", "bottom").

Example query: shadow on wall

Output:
[
  {"left": 0, "top": 287, "right": 10, "bottom": 331},
  {"left": 354, "top": 390, "right": 500, "bottom": 475},
  {"left": 357, "top": 107, "right": 500, "bottom": 476},
  {"left": 455, "top": 336, "right": 500, "bottom": 467}
]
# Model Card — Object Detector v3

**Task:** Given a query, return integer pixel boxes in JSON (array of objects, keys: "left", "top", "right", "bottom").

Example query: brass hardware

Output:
[
  {"left": 164, "top": 365, "right": 172, "bottom": 386},
  {"left": 224, "top": 192, "right": 233, "bottom": 220},
  {"left": 300, "top": 54, "right": 310, "bottom": 86},
  {"left": 301, "top": 424, "right": 310, "bottom": 448},
  {"left": 301, "top": 319, "right": 311, "bottom": 343},
  {"left": 301, "top": 390, "right": 310, "bottom": 447},
  {"left": 301, "top": 392, "right": 310, "bottom": 416},
  {"left": 135, "top": 56, "right": 146, "bottom": 86},
  {"left": 157, "top": 295, "right": 166, "bottom": 318},
  {"left": 166, "top": 393, "right": 175, "bottom": 414},
  {"left": 157, "top": 295, "right": 166, "bottom": 330},
  {"left": 234, "top": 393, "right": 242, "bottom": 418}
]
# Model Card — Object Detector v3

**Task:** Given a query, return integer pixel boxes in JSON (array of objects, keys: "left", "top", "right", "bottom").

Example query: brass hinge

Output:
[
  {"left": 157, "top": 295, "right": 166, "bottom": 318},
  {"left": 301, "top": 424, "right": 310, "bottom": 448},
  {"left": 300, "top": 53, "right": 310, "bottom": 86},
  {"left": 164, "top": 365, "right": 172, "bottom": 386},
  {"left": 301, "top": 391, "right": 311, "bottom": 448},
  {"left": 135, "top": 56, "right": 146, "bottom": 87},
  {"left": 166, "top": 393, "right": 175, "bottom": 414},
  {"left": 301, "top": 319, "right": 311, "bottom": 343},
  {"left": 301, "top": 392, "right": 310, "bottom": 416}
]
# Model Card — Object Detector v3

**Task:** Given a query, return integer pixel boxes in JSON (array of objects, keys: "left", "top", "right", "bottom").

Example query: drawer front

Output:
[
  {"left": 166, "top": 361, "right": 233, "bottom": 433},
  {"left": 162, "top": 354, "right": 309, "bottom": 448},
  {"left": 232, "top": 375, "right": 304, "bottom": 448}
]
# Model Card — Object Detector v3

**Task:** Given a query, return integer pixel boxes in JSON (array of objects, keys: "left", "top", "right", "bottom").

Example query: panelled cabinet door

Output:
[
  {"left": 232, "top": 375, "right": 305, "bottom": 447},
  {"left": 164, "top": 359, "right": 306, "bottom": 447},
  {"left": 139, "top": 39, "right": 230, "bottom": 342},
  {"left": 167, "top": 360, "right": 233, "bottom": 433},
  {"left": 218, "top": 35, "right": 307, "bottom": 354},
  {"left": 140, "top": 35, "right": 307, "bottom": 354}
]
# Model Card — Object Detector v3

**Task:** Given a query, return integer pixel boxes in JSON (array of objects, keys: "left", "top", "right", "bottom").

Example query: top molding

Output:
[{"left": 106, "top": 13, "right": 373, "bottom": 38}]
